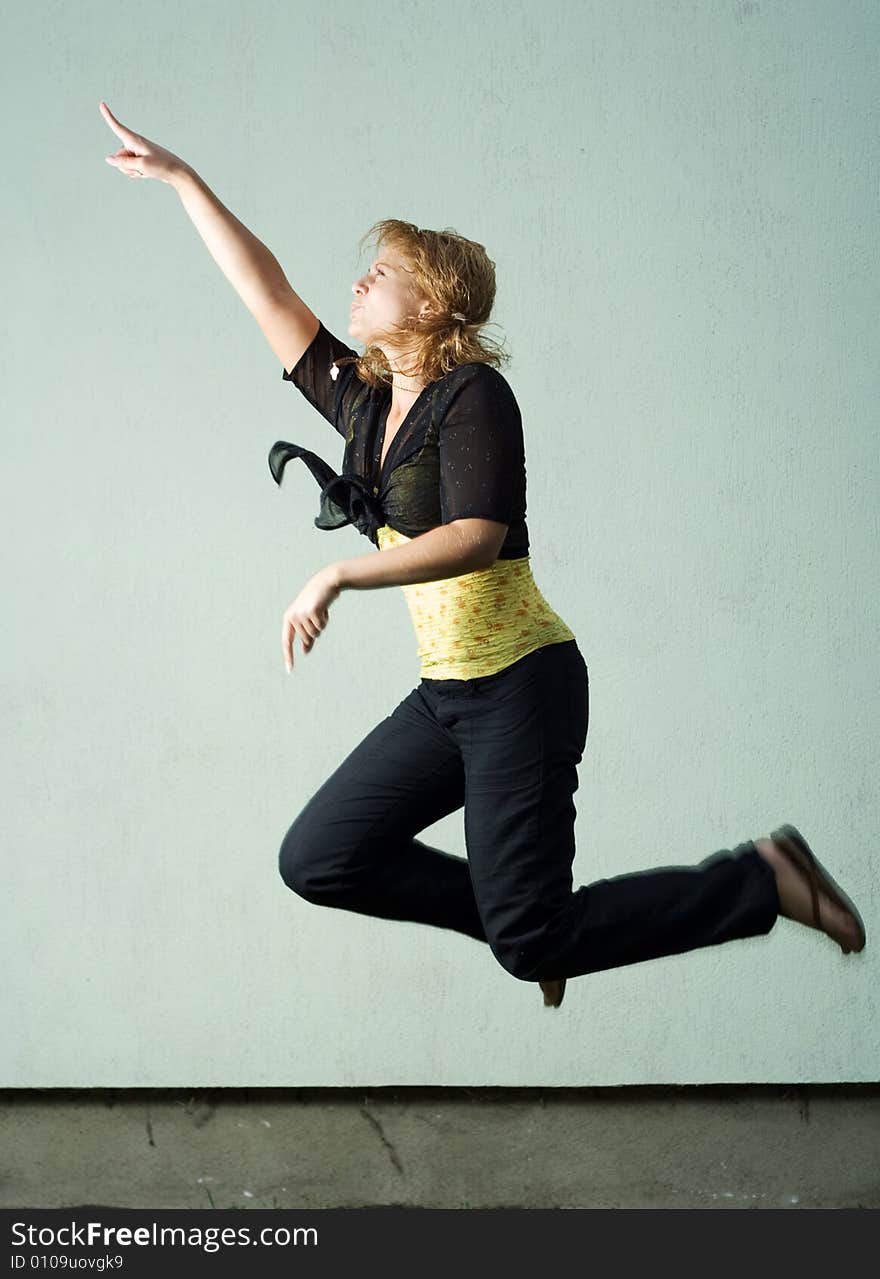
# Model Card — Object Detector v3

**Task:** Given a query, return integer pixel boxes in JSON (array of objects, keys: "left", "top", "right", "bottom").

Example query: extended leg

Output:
[{"left": 459, "top": 642, "right": 779, "bottom": 981}]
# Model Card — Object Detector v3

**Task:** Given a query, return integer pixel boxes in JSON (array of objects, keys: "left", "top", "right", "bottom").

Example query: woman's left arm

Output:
[
  {"left": 337, "top": 518, "right": 507, "bottom": 589},
  {"left": 281, "top": 519, "right": 507, "bottom": 672}
]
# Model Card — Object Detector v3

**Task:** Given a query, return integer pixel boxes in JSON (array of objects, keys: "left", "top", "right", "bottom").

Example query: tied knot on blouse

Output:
[{"left": 267, "top": 440, "right": 386, "bottom": 544}]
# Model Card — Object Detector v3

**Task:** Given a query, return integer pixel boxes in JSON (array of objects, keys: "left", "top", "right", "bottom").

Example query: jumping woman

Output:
[{"left": 101, "top": 102, "right": 866, "bottom": 1009}]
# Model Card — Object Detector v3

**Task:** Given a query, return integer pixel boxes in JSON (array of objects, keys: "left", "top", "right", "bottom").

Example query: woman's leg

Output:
[
  {"left": 278, "top": 684, "right": 486, "bottom": 941},
  {"left": 437, "top": 641, "right": 779, "bottom": 982}
]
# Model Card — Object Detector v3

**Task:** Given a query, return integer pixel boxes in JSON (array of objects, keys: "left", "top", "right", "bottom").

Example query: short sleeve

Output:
[
  {"left": 281, "top": 320, "right": 362, "bottom": 439},
  {"left": 439, "top": 365, "right": 524, "bottom": 526}
]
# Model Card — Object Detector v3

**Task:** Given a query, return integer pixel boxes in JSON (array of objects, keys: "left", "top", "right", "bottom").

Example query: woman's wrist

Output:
[
  {"left": 325, "top": 562, "right": 347, "bottom": 592},
  {"left": 169, "top": 162, "right": 196, "bottom": 193}
]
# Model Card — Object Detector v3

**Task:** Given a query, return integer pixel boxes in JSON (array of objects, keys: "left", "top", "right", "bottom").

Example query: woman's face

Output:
[{"left": 349, "top": 247, "right": 430, "bottom": 348}]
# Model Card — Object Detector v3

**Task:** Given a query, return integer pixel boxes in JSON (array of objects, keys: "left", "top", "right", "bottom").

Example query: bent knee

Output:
[
  {"left": 488, "top": 938, "right": 550, "bottom": 982},
  {"left": 278, "top": 828, "right": 323, "bottom": 900}
]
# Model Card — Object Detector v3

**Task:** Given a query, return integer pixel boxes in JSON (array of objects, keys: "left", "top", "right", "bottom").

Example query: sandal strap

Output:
[{"left": 772, "top": 831, "right": 821, "bottom": 929}]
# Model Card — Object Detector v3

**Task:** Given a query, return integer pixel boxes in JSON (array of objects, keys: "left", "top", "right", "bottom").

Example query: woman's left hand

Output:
[{"left": 281, "top": 565, "right": 343, "bottom": 672}]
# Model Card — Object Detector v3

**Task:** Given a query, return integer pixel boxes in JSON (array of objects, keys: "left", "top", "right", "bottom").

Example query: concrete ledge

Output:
[{"left": 2, "top": 1086, "right": 878, "bottom": 1209}]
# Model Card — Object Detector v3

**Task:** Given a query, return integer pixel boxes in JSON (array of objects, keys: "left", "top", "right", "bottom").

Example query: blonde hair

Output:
[{"left": 337, "top": 219, "right": 510, "bottom": 389}]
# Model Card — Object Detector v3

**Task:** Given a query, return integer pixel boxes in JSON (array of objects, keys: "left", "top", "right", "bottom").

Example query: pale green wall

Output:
[{"left": 3, "top": 0, "right": 877, "bottom": 1085}]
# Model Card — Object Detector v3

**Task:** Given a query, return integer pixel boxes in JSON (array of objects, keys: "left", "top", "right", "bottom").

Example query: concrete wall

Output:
[
  {"left": 3, "top": 0, "right": 878, "bottom": 1086},
  {"left": 3, "top": 1087, "right": 879, "bottom": 1208}
]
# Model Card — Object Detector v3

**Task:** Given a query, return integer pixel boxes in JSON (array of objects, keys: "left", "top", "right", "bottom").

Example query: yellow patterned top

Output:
[{"left": 375, "top": 523, "right": 576, "bottom": 680}]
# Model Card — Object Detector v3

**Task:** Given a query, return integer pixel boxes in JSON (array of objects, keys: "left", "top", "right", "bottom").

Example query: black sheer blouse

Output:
[{"left": 268, "top": 321, "right": 530, "bottom": 559}]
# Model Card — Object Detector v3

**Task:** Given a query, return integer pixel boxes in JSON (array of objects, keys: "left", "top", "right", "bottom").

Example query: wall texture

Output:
[
  {"left": 3, "top": 0, "right": 878, "bottom": 1085},
  {"left": 3, "top": 1086, "right": 879, "bottom": 1209}
]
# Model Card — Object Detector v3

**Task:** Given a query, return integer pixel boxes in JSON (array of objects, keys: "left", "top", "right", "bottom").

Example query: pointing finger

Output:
[
  {"left": 99, "top": 101, "right": 137, "bottom": 145},
  {"left": 282, "top": 617, "right": 294, "bottom": 673}
]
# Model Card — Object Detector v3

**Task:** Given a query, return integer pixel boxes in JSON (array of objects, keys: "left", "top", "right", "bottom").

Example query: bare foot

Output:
[{"left": 754, "top": 837, "right": 863, "bottom": 953}]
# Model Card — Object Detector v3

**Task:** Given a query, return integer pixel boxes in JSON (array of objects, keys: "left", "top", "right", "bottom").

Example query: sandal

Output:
[{"left": 770, "top": 823, "right": 866, "bottom": 954}]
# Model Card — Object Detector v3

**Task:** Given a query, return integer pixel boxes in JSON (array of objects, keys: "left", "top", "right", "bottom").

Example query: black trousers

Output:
[{"left": 279, "top": 639, "right": 779, "bottom": 982}]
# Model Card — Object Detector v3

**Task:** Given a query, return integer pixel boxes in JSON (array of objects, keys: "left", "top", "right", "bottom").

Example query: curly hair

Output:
[{"left": 335, "top": 219, "right": 510, "bottom": 389}]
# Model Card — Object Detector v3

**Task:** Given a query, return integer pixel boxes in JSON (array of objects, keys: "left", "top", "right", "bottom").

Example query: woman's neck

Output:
[{"left": 384, "top": 358, "right": 427, "bottom": 421}]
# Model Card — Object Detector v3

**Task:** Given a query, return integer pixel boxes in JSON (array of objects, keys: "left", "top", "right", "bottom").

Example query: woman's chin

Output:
[{"left": 349, "top": 319, "right": 373, "bottom": 345}]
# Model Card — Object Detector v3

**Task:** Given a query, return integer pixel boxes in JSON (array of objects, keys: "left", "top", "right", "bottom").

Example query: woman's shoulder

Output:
[
  {"left": 429, "top": 361, "right": 522, "bottom": 442},
  {"left": 441, "top": 358, "right": 510, "bottom": 383},
  {"left": 434, "top": 359, "right": 517, "bottom": 403}
]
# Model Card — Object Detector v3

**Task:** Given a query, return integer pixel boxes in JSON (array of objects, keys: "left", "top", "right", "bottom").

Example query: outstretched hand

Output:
[
  {"left": 99, "top": 100, "right": 188, "bottom": 184},
  {"left": 282, "top": 567, "right": 343, "bottom": 673}
]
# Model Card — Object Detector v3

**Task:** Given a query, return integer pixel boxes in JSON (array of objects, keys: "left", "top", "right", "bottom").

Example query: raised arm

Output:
[
  {"left": 172, "top": 168, "right": 319, "bottom": 372},
  {"left": 99, "top": 100, "right": 320, "bottom": 373}
]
